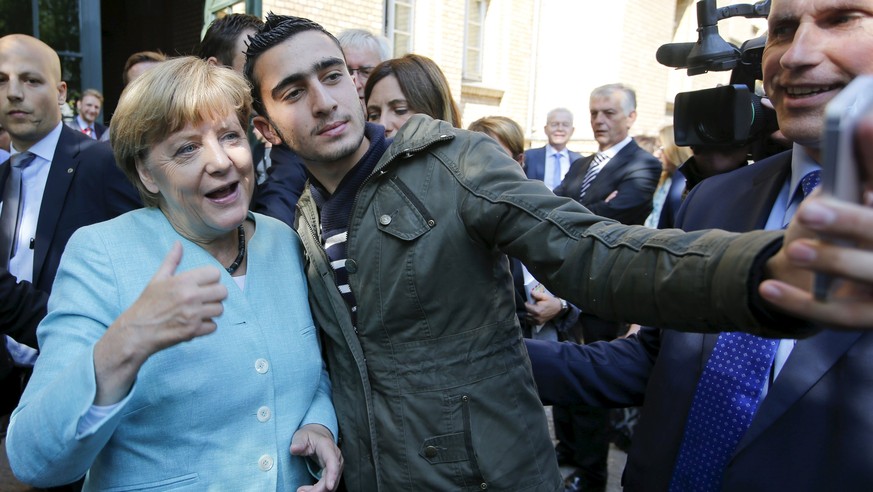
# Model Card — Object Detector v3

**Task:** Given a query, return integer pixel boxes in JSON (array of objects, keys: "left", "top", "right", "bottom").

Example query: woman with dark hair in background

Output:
[{"left": 364, "top": 54, "right": 461, "bottom": 137}]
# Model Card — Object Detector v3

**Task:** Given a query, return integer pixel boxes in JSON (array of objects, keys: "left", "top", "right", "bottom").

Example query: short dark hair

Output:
[
  {"left": 198, "top": 13, "right": 264, "bottom": 67},
  {"left": 244, "top": 13, "right": 342, "bottom": 117},
  {"left": 122, "top": 50, "right": 167, "bottom": 85}
]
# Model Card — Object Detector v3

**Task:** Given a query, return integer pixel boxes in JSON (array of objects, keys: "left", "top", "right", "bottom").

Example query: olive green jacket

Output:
[{"left": 295, "top": 115, "right": 791, "bottom": 491}]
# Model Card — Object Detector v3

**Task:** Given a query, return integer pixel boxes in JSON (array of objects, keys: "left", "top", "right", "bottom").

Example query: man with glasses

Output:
[
  {"left": 525, "top": 108, "right": 581, "bottom": 190},
  {"left": 337, "top": 29, "right": 391, "bottom": 109}
]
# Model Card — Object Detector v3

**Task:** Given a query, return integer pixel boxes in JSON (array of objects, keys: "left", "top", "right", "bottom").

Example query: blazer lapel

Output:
[
  {"left": 734, "top": 330, "right": 863, "bottom": 456},
  {"left": 723, "top": 155, "right": 790, "bottom": 231},
  {"left": 33, "top": 127, "right": 80, "bottom": 283},
  {"left": 532, "top": 148, "right": 547, "bottom": 181}
]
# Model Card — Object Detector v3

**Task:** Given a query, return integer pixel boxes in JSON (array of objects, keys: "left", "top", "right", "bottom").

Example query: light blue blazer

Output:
[{"left": 7, "top": 208, "right": 337, "bottom": 491}]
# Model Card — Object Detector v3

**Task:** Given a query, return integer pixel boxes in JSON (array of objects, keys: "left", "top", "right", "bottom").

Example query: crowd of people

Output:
[{"left": 3, "top": 1, "right": 873, "bottom": 491}]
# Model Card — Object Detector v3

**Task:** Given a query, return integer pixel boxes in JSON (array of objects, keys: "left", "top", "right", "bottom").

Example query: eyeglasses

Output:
[
  {"left": 348, "top": 66, "right": 375, "bottom": 78},
  {"left": 547, "top": 122, "right": 572, "bottom": 129}
]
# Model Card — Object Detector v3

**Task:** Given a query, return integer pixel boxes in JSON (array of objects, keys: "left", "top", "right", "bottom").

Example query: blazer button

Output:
[
  {"left": 257, "top": 406, "right": 272, "bottom": 422},
  {"left": 255, "top": 358, "right": 269, "bottom": 374},
  {"left": 345, "top": 259, "right": 358, "bottom": 274},
  {"left": 379, "top": 214, "right": 392, "bottom": 226},
  {"left": 424, "top": 446, "right": 438, "bottom": 458},
  {"left": 258, "top": 454, "right": 274, "bottom": 471}
]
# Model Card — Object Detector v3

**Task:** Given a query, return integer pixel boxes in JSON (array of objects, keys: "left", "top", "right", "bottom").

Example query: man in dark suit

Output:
[
  {"left": 0, "top": 34, "right": 140, "bottom": 420},
  {"left": 550, "top": 83, "right": 660, "bottom": 492},
  {"left": 524, "top": 108, "right": 581, "bottom": 190},
  {"left": 527, "top": 1, "right": 873, "bottom": 490},
  {"left": 554, "top": 84, "right": 660, "bottom": 225}
]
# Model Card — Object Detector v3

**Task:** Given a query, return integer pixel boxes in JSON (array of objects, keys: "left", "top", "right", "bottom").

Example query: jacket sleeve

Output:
[
  {"left": 583, "top": 154, "right": 662, "bottom": 225},
  {"left": 252, "top": 146, "right": 308, "bottom": 228},
  {"left": 0, "top": 267, "right": 47, "bottom": 348},
  {"left": 6, "top": 226, "right": 133, "bottom": 487},
  {"left": 454, "top": 131, "right": 813, "bottom": 339},
  {"left": 524, "top": 327, "right": 660, "bottom": 407}
]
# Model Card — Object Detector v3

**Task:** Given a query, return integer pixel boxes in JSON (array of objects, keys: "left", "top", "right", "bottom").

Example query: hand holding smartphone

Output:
[{"left": 814, "top": 75, "right": 873, "bottom": 300}]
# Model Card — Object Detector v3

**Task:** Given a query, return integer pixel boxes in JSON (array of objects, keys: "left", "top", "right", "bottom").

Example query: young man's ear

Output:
[{"left": 253, "top": 115, "right": 283, "bottom": 146}]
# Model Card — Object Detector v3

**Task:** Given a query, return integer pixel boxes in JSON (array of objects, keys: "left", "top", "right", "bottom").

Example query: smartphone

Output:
[{"left": 814, "top": 75, "right": 873, "bottom": 300}]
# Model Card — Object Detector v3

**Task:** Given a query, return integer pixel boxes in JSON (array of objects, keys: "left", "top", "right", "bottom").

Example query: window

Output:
[
  {"left": 463, "top": 0, "right": 487, "bottom": 81},
  {"left": 0, "top": 0, "right": 102, "bottom": 107},
  {"left": 386, "top": 0, "right": 414, "bottom": 57},
  {"left": 203, "top": 0, "right": 257, "bottom": 37}
]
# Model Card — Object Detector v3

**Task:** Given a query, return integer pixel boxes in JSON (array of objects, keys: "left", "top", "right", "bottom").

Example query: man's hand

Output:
[
  {"left": 761, "top": 110, "right": 873, "bottom": 329},
  {"left": 525, "top": 290, "right": 564, "bottom": 325},
  {"left": 291, "top": 423, "right": 343, "bottom": 492}
]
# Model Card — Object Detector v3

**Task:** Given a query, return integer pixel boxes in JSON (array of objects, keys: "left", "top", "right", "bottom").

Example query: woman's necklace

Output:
[{"left": 225, "top": 224, "right": 246, "bottom": 275}]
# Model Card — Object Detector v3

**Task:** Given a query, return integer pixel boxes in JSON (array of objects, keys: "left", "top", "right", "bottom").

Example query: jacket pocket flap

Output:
[
  {"left": 373, "top": 178, "right": 434, "bottom": 241},
  {"left": 419, "top": 432, "right": 469, "bottom": 463}
]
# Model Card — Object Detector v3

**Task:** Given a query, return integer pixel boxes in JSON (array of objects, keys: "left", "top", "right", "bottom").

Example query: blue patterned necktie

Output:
[
  {"left": 551, "top": 152, "right": 563, "bottom": 189},
  {"left": 669, "top": 168, "right": 823, "bottom": 492},
  {"left": 669, "top": 333, "right": 778, "bottom": 491},
  {"left": 579, "top": 152, "right": 606, "bottom": 199},
  {"left": 800, "top": 169, "right": 821, "bottom": 197},
  {"left": 0, "top": 152, "right": 37, "bottom": 263}
]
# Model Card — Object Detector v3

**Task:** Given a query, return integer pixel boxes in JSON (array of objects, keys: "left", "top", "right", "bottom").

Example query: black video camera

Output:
[{"left": 657, "top": 0, "right": 776, "bottom": 148}]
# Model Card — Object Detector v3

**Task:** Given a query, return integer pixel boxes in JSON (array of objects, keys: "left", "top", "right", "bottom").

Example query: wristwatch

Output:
[{"left": 558, "top": 298, "right": 569, "bottom": 315}]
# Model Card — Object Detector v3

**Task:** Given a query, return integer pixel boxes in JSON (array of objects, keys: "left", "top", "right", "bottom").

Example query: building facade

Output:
[{"left": 0, "top": 0, "right": 767, "bottom": 151}]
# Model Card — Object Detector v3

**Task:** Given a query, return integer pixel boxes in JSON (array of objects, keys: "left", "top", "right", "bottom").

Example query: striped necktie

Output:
[{"left": 579, "top": 152, "right": 607, "bottom": 199}]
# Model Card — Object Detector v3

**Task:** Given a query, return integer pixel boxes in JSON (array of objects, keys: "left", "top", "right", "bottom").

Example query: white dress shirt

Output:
[
  {"left": 7, "top": 122, "right": 62, "bottom": 283},
  {"left": 544, "top": 145, "right": 572, "bottom": 190},
  {"left": 761, "top": 144, "right": 821, "bottom": 393}
]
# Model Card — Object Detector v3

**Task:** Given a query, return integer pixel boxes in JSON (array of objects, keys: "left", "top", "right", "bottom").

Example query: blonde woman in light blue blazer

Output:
[{"left": 7, "top": 57, "right": 342, "bottom": 491}]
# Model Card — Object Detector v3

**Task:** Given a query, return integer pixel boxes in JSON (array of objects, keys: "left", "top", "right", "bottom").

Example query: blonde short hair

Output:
[
  {"left": 111, "top": 56, "right": 252, "bottom": 207},
  {"left": 468, "top": 116, "right": 525, "bottom": 158}
]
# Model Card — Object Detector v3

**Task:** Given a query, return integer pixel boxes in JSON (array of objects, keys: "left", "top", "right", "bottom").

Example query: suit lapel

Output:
[
  {"left": 721, "top": 155, "right": 789, "bottom": 231},
  {"left": 582, "top": 141, "right": 637, "bottom": 199},
  {"left": 734, "top": 330, "right": 863, "bottom": 456},
  {"left": 33, "top": 126, "right": 80, "bottom": 283}
]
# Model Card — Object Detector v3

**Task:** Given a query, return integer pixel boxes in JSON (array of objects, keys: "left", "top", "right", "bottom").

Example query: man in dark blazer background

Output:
[
  {"left": 65, "top": 88, "right": 109, "bottom": 142},
  {"left": 524, "top": 108, "right": 581, "bottom": 190},
  {"left": 527, "top": 1, "right": 873, "bottom": 489},
  {"left": 549, "top": 83, "right": 660, "bottom": 492},
  {"left": 0, "top": 34, "right": 140, "bottom": 425},
  {"left": 554, "top": 84, "right": 660, "bottom": 226}
]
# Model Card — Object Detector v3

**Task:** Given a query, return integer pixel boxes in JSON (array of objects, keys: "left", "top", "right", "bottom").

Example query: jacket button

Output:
[
  {"left": 424, "top": 446, "right": 438, "bottom": 458},
  {"left": 345, "top": 259, "right": 358, "bottom": 274},
  {"left": 258, "top": 454, "right": 274, "bottom": 471},
  {"left": 480, "top": 483, "right": 488, "bottom": 489},
  {"left": 379, "top": 214, "right": 392, "bottom": 226},
  {"left": 427, "top": 219, "right": 435, "bottom": 227},
  {"left": 257, "top": 406, "right": 272, "bottom": 422},
  {"left": 255, "top": 358, "right": 269, "bottom": 374}
]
